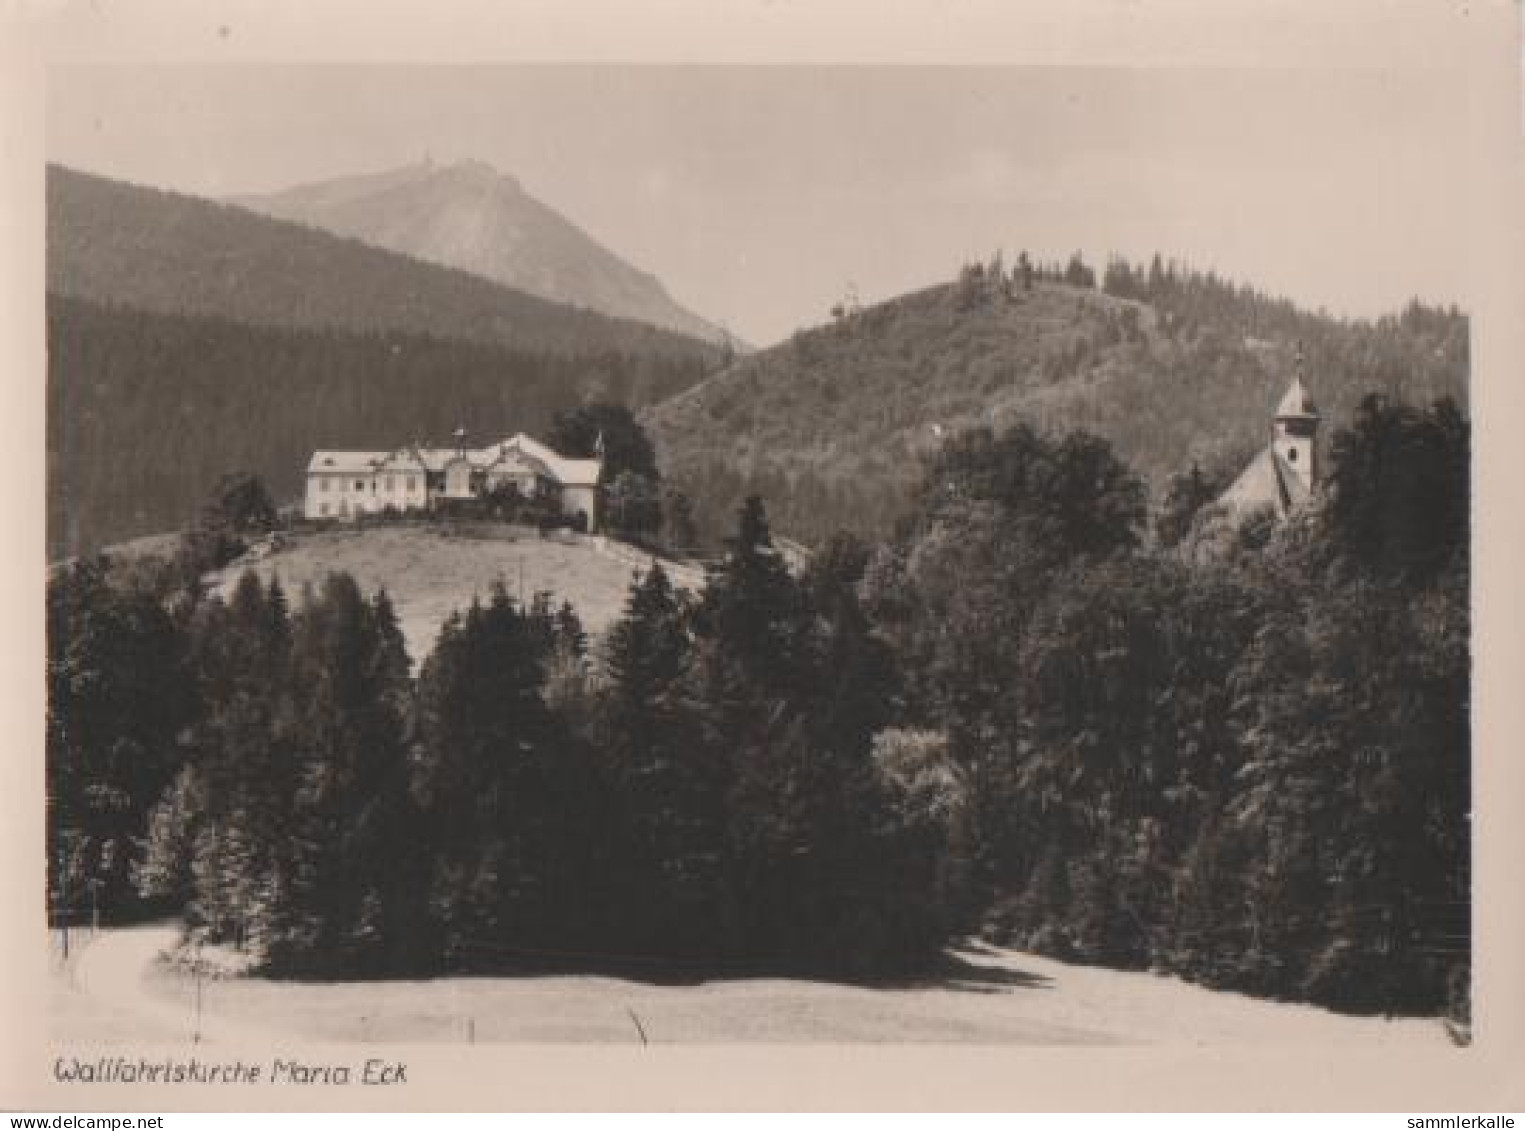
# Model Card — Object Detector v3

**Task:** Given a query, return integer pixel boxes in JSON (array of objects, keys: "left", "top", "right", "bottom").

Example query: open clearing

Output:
[
  {"left": 51, "top": 926, "right": 1449, "bottom": 1047},
  {"left": 209, "top": 524, "right": 702, "bottom": 663}
]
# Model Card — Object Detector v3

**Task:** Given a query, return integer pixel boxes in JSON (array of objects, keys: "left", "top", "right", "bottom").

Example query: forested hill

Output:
[
  {"left": 47, "top": 297, "right": 710, "bottom": 559},
  {"left": 47, "top": 165, "right": 719, "bottom": 364},
  {"left": 644, "top": 257, "right": 1468, "bottom": 545}
]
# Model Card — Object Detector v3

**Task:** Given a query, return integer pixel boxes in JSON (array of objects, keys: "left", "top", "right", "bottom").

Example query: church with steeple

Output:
[{"left": 1215, "top": 359, "right": 1322, "bottom": 522}]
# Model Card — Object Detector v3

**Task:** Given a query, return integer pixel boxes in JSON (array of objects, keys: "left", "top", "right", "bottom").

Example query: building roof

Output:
[
  {"left": 1215, "top": 446, "right": 1311, "bottom": 521},
  {"left": 307, "top": 450, "right": 392, "bottom": 475},
  {"left": 306, "top": 433, "right": 601, "bottom": 486},
  {"left": 411, "top": 448, "right": 468, "bottom": 471},
  {"left": 1275, "top": 376, "right": 1319, "bottom": 420},
  {"left": 492, "top": 433, "right": 602, "bottom": 488}
]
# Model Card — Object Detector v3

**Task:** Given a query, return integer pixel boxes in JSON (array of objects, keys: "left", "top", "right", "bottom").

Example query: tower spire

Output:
[{"left": 1273, "top": 350, "right": 1320, "bottom": 493}]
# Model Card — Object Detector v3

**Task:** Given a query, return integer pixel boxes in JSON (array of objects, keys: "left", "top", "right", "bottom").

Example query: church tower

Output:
[{"left": 1273, "top": 352, "right": 1320, "bottom": 494}]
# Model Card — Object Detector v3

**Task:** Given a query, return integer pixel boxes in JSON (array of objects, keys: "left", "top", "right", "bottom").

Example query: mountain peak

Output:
[
  {"left": 433, "top": 158, "right": 520, "bottom": 193},
  {"left": 232, "top": 161, "right": 723, "bottom": 344}
]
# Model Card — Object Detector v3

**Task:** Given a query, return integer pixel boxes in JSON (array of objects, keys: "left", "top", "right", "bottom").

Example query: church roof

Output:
[
  {"left": 1275, "top": 376, "right": 1319, "bottom": 420},
  {"left": 1215, "top": 446, "right": 1311, "bottom": 522}
]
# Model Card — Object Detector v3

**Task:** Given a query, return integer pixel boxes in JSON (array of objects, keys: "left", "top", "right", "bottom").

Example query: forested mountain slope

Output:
[
  {"left": 48, "top": 165, "right": 719, "bottom": 363},
  {"left": 644, "top": 258, "right": 1467, "bottom": 544},
  {"left": 48, "top": 297, "right": 709, "bottom": 558}
]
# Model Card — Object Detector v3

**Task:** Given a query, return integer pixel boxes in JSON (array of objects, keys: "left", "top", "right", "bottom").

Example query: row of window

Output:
[
  {"left": 317, "top": 476, "right": 422, "bottom": 493},
  {"left": 317, "top": 474, "right": 548, "bottom": 495}
]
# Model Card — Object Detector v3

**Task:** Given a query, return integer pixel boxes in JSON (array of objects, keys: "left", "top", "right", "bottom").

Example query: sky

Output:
[{"left": 47, "top": 64, "right": 1475, "bottom": 346}]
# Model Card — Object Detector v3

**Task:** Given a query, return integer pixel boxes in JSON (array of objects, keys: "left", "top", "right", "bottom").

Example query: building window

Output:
[
  {"left": 1287, "top": 448, "right": 1298, "bottom": 463},
  {"left": 320, "top": 478, "right": 329, "bottom": 492},
  {"left": 319, "top": 503, "right": 329, "bottom": 517},
  {"left": 385, "top": 476, "right": 394, "bottom": 491},
  {"left": 408, "top": 476, "right": 417, "bottom": 491},
  {"left": 354, "top": 480, "right": 364, "bottom": 491}
]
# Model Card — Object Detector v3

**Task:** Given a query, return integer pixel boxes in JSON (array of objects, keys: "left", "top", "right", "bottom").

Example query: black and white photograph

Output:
[{"left": 5, "top": 0, "right": 1523, "bottom": 1113}]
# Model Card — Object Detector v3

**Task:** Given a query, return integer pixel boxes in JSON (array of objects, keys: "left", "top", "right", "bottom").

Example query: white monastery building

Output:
[{"left": 304, "top": 431, "right": 603, "bottom": 530}]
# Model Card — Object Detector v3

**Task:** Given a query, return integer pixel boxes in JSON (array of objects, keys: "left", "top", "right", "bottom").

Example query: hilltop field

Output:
[{"left": 208, "top": 523, "right": 703, "bottom": 664}]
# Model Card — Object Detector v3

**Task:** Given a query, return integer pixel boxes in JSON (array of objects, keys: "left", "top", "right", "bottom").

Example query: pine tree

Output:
[
  {"left": 48, "top": 556, "right": 193, "bottom": 920},
  {"left": 661, "top": 486, "right": 699, "bottom": 553},
  {"left": 597, "top": 563, "right": 725, "bottom": 956},
  {"left": 543, "top": 599, "right": 592, "bottom": 714},
  {"left": 414, "top": 586, "right": 585, "bottom": 966},
  {"left": 687, "top": 501, "right": 949, "bottom": 972},
  {"left": 1156, "top": 461, "right": 1219, "bottom": 549},
  {"left": 163, "top": 573, "right": 302, "bottom": 952},
  {"left": 605, "top": 470, "right": 663, "bottom": 540},
  {"left": 694, "top": 496, "right": 816, "bottom": 704},
  {"left": 1327, "top": 396, "right": 1469, "bottom": 585},
  {"left": 268, "top": 573, "right": 413, "bottom": 974},
  {"left": 135, "top": 764, "right": 205, "bottom": 912},
  {"left": 547, "top": 403, "right": 660, "bottom": 484}
]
